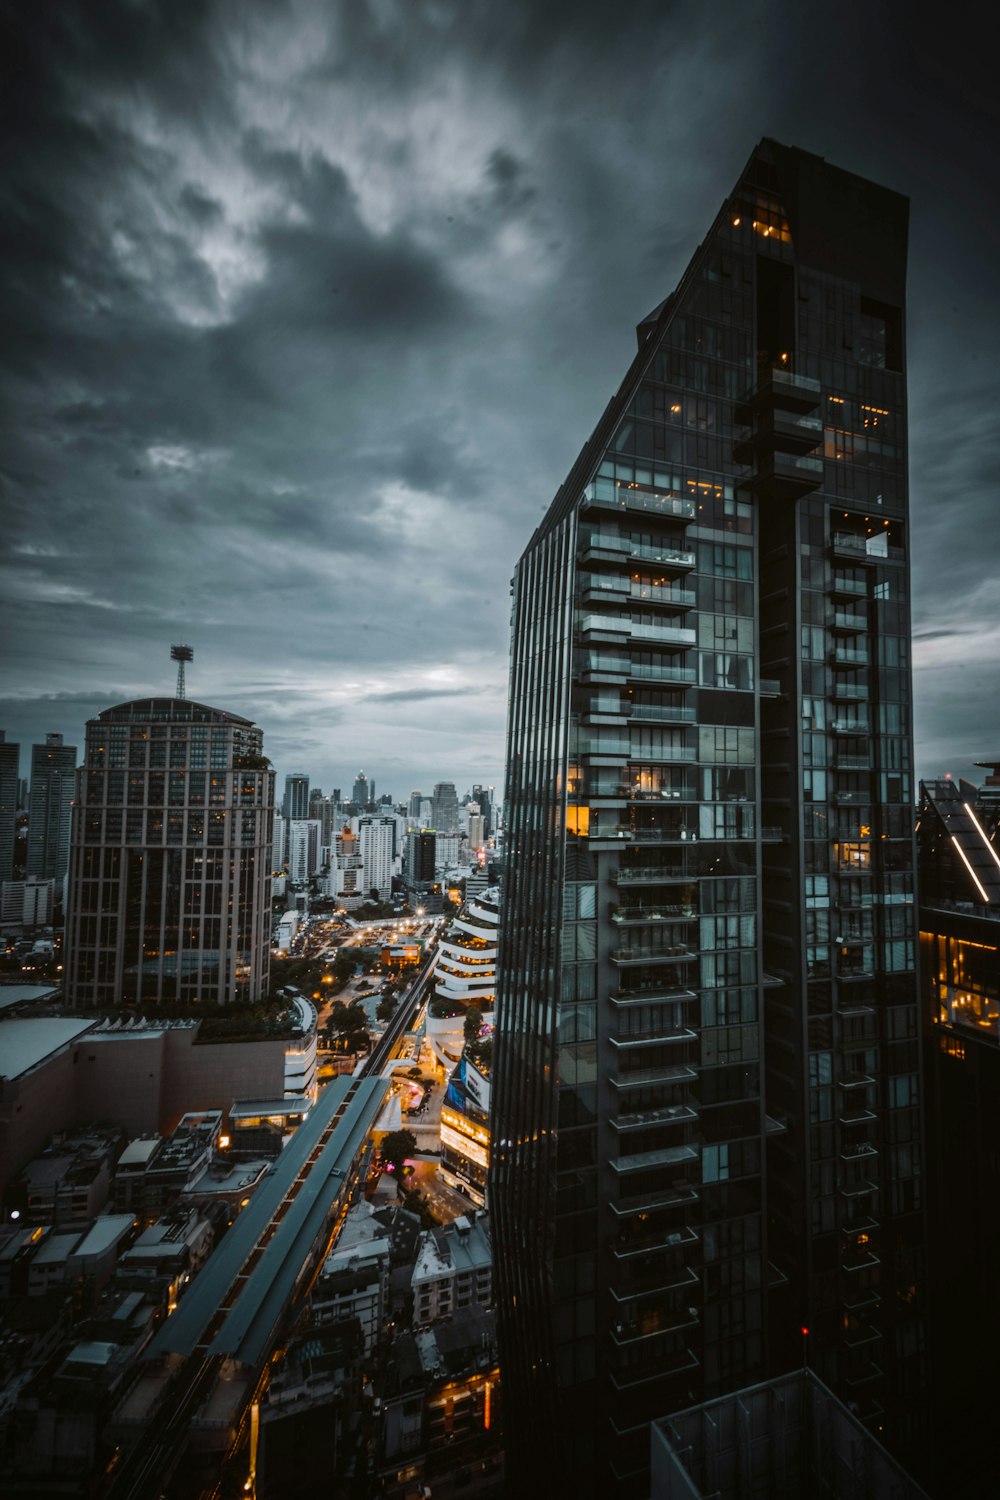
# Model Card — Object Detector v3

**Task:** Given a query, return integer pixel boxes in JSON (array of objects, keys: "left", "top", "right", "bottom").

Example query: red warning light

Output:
[{"left": 800, "top": 1326, "right": 810, "bottom": 1337}]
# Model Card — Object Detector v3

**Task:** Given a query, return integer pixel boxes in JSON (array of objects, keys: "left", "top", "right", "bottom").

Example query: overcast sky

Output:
[{"left": 2, "top": 0, "right": 998, "bottom": 798}]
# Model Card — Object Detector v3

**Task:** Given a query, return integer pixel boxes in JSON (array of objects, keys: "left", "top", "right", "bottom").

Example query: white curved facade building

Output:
[{"left": 426, "top": 891, "right": 499, "bottom": 1068}]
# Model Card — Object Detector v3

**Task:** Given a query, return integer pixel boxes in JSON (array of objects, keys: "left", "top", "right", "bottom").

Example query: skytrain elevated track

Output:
[{"left": 103, "top": 949, "right": 437, "bottom": 1499}]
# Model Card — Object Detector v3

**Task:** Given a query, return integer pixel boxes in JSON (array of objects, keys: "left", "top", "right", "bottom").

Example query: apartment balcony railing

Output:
[
  {"left": 611, "top": 904, "right": 695, "bottom": 923},
  {"left": 609, "top": 1063, "right": 698, "bottom": 1088},
  {"left": 834, "top": 754, "right": 870, "bottom": 769},
  {"left": 612, "top": 1224, "right": 699, "bottom": 1260},
  {"left": 579, "top": 616, "right": 697, "bottom": 647},
  {"left": 611, "top": 1104, "right": 698, "bottom": 1132},
  {"left": 610, "top": 866, "right": 693, "bottom": 885},
  {"left": 625, "top": 662, "right": 697, "bottom": 684},
  {"left": 609, "top": 986, "right": 698, "bottom": 1008},
  {"left": 581, "top": 535, "right": 697, "bottom": 570},
  {"left": 759, "top": 678, "right": 782, "bottom": 695},
  {"left": 734, "top": 367, "right": 822, "bottom": 418},
  {"left": 830, "top": 611, "right": 867, "bottom": 635},
  {"left": 831, "top": 717, "right": 871, "bottom": 735},
  {"left": 832, "top": 684, "right": 869, "bottom": 701},
  {"left": 611, "top": 945, "right": 694, "bottom": 964},
  {"left": 831, "top": 531, "right": 904, "bottom": 563},
  {"left": 610, "top": 1026, "right": 698, "bottom": 1049},
  {"left": 841, "top": 1141, "right": 879, "bottom": 1162},
  {"left": 627, "top": 704, "right": 697, "bottom": 723},
  {"left": 830, "top": 575, "right": 869, "bottom": 599},
  {"left": 583, "top": 479, "right": 698, "bottom": 523},
  {"left": 831, "top": 646, "right": 870, "bottom": 666},
  {"left": 741, "top": 450, "right": 824, "bottom": 501}
]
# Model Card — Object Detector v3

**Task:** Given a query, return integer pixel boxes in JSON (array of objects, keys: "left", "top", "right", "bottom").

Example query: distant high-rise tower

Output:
[
  {"left": 0, "top": 731, "right": 19, "bottom": 882},
  {"left": 360, "top": 815, "right": 395, "bottom": 900},
  {"left": 493, "top": 139, "right": 924, "bottom": 1494},
  {"left": 66, "top": 697, "right": 275, "bottom": 1009},
  {"left": 432, "top": 781, "right": 459, "bottom": 835},
  {"left": 283, "top": 772, "right": 310, "bottom": 821},
  {"left": 27, "top": 733, "right": 76, "bottom": 883},
  {"left": 352, "top": 770, "right": 372, "bottom": 809}
]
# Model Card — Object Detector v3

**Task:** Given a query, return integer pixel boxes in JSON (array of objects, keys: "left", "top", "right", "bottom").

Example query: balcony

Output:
[
  {"left": 609, "top": 986, "right": 698, "bottom": 1008},
  {"left": 610, "top": 1183, "right": 700, "bottom": 1215},
  {"left": 832, "top": 683, "right": 869, "bottom": 701},
  {"left": 608, "top": 1345, "right": 700, "bottom": 1388},
  {"left": 610, "top": 1026, "right": 698, "bottom": 1049},
  {"left": 612, "top": 1224, "right": 699, "bottom": 1258},
  {"left": 734, "top": 367, "right": 822, "bottom": 420},
  {"left": 611, "top": 945, "right": 694, "bottom": 965},
  {"left": 833, "top": 790, "right": 870, "bottom": 805},
  {"left": 581, "top": 535, "right": 697, "bottom": 571},
  {"left": 759, "top": 678, "right": 782, "bottom": 696},
  {"left": 831, "top": 646, "right": 870, "bottom": 666},
  {"left": 608, "top": 826, "right": 699, "bottom": 844},
  {"left": 625, "top": 662, "right": 697, "bottom": 685},
  {"left": 610, "top": 866, "right": 693, "bottom": 885},
  {"left": 839, "top": 1072, "right": 876, "bottom": 1090},
  {"left": 611, "top": 904, "right": 695, "bottom": 923},
  {"left": 740, "top": 450, "right": 824, "bottom": 502},
  {"left": 611, "top": 1262, "right": 700, "bottom": 1299},
  {"left": 841, "top": 1141, "right": 879, "bottom": 1162},
  {"left": 840, "top": 1178, "right": 878, "bottom": 1198},
  {"left": 611, "top": 1104, "right": 698, "bottom": 1131},
  {"left": 583, "top": 479, "right": 698, "bottom": 523},
  {"left": 761, "top": 826, "right": 784, "bottom": 842},
  {"left": 833, "top": 753, "right": 870, "bottom": 770},
  {"left": 830, "top": 611, "right": 867, "bottom": 635},
  {"left": 611, "top": 1143, "right": 700, "bottom": 1175},
  {"left": 581, "top": 578, "right": 697, "bottom": 611},
  {"left": 831, "top": 532, "right": 905, "bottom": 564},
  {"left": 578, "top": 616, "right": 697, "bottom": 647},
  {"left": 627, "top": 703, "right": 697, "bottom": 723},
  {"left": 843, "top": 1250, "right": 881, "bottom": 1274},
  {"left": 733, "top": 410, "right": 823, "bottom": 464},
  {"left": 831, "top": 718, "right": 871, "bottom": 735},
  {"left": 610, "top": 1306, "right": 700, "bottom": 1344},
  {"left": 610, "top": 1064, "right": 698, "bottom": 1088},
  {"left": 830, "top": 575, "right": 868, "bottom": 600}
]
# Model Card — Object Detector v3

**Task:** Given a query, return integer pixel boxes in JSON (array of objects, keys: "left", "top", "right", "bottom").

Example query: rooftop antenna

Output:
[{"left": 170, "top": 644, "right": 194, "bottom": 699}]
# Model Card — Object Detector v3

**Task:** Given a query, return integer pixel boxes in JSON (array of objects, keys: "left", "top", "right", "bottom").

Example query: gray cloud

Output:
[{"left": 1, "top": 0, "right": 998, "bottom": 794}]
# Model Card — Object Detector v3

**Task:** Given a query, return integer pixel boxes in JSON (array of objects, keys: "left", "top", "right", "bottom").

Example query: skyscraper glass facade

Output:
[
  {"left": 66, "top": 698, "right": 275, "bottom": 1009},
  {"left": 493, "top": 140, "right": 925, "bottom": 1496}
]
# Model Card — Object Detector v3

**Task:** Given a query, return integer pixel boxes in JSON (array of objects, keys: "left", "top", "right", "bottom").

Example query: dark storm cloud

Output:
[{"left": 2, "top": 0, "right": 998, "bottom": 793}]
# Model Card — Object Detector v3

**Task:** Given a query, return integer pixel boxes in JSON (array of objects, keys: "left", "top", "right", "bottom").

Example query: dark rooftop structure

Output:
[{"left": 650, "top": 1370, "right": 930, "bottom": 1499}]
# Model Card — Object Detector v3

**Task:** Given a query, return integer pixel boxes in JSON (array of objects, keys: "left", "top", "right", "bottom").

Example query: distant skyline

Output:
[{"left": 3, "top": 2, "right": 998, "bottom": 793}]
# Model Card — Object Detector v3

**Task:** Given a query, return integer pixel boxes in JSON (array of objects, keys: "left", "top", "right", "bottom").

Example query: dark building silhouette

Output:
[
  {"left": 27, "top": 732, "right": 77, "bottom": 883},
  {"left": 283, "top": 772, "right": 310, "bottom": 821},
  {"left": 493, "top": 139, "right": 925, "bottom": 1497},
  {"left": 917, "top": 767, "right": 1000, "bottom": 1495},
  {"left": 0, "top": 730, "right": 19, "bottom": 882},
  {"left": 65, "top": 698, "right": 275, "bottom": 1009}
]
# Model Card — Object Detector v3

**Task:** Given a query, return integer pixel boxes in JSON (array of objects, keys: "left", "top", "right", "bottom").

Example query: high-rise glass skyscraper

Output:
[
  {"left": 282, "top": 771, "right": 310, "bottom": 821},
  {"left": 493, "top": 140, "right": 925, "bottom": 1496},
  {"left": 26, "top": 732, "right": 77, "bottom": 883},
  {"left": 0, "top": 731, "right": 19, "bottom": 882},
  {"left": 65, "top": 697, "right": 275, "bottom": 1009}
]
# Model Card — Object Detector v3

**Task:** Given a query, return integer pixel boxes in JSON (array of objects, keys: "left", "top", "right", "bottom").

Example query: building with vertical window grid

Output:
[
  {"left": 65, "top": 698, "right": 275, "bottom": 1010},
  {"left": 492, "top": 140, "right": 925, "bottom": 1497}
]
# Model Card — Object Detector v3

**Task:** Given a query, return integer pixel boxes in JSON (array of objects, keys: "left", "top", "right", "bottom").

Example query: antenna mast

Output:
[{"left": 170, "top": 644, "right": 194, "bottom": 699}]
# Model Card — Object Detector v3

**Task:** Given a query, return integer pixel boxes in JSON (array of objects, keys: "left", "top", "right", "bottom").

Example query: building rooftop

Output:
[
  {"left": 94, "top": 698, "right": 255, "bottom": 728},
  {"left": 650, "top": 1369, "right": 930, "bottom": 1500},
  {"left": 0, "top": 984, "right": 60, "bottom": 1014},
  {"left": 0, "top": 1017, "right": 96, "bottom": 1079},
  {"left": 118, "top": 1138, "right": 162, "bottom": 1169},
  {"left": 70, "top": 1214, "right": 135, "bottom": 1260}
]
